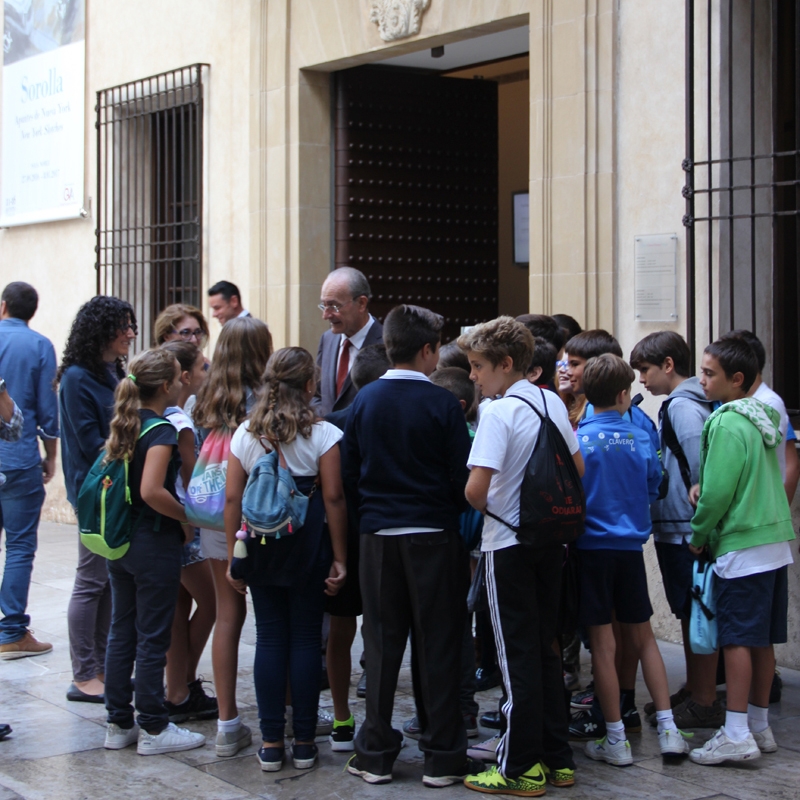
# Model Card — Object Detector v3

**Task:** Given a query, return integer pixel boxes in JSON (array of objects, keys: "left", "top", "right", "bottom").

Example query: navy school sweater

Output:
[{"left": 341, "top": 375, "right": 471, "bottom": 534}]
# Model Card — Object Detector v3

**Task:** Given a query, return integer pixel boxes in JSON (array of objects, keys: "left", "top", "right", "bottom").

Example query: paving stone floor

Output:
[{"left": 0, "top": 522, "right": 798, "bottom": 799}]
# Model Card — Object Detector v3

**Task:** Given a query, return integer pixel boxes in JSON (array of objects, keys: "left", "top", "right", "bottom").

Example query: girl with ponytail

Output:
[
  {"left": 103, "top": 349, "right": 206, "bottom": 755},
  {"left": 226, "top": 346, "right": 347, "bottom": 772}
]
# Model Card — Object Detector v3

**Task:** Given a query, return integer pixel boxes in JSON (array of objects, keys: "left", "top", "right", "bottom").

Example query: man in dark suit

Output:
[{"left": 311, "top": 267, "right": 383, "bottom": 417}]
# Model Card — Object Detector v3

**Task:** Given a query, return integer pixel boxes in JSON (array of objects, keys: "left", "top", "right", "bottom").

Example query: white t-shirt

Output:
[
  {"left": 230, "top": 419, "right": 342, "bottom": 477},
  {"left": 711, "top": 382, "right": 795, "bottom": 579},
  {"left": 166, "top": 406, "right": 196, "bottom": 501},
  {"left": 468, "top": 381, "right": 578, "bottom": 552},
  {"left": 713, "top": 541, "right": 793, "bottom": 579}
]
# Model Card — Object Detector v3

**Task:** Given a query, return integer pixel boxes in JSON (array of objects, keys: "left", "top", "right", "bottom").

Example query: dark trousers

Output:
[
  {"left": 485, "top": 544, "right": 574, "bottom": 779},
  {"left": 250, "top": 560, "right": 328, "bottom": 743},
  {"left": 105, "top": 525, "right": 182, "bottom": 733},
  {"left": 356, "top": 530, "right": 467, "bottom": 777}
]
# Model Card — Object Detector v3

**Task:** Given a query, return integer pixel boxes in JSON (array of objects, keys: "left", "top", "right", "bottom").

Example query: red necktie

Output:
[{"left": 336, "top": 338, "right": 352, "bottom": 396}]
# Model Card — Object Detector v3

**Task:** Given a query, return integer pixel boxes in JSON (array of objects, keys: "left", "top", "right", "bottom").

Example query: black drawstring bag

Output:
[{"left": 485, "top": 390, "right": 585, "bottom": 548}]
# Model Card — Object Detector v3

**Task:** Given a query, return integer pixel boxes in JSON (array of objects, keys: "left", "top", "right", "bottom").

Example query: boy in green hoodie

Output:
[{"left": 688, "top": 338, "right": 795, "bottom": 766}]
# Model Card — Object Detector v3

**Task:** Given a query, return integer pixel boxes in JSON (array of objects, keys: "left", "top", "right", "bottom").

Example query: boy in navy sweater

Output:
[
  {"left": 342, "top": 305, "right": 476, "bottom": 787},
  {"left": 577, "top": 355, "right": 689, "bottom": 765}
]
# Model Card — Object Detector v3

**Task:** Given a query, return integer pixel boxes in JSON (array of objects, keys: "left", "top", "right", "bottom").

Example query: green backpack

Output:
[{"left": 77, "top": 418, "right": 174, "bottom": 559}]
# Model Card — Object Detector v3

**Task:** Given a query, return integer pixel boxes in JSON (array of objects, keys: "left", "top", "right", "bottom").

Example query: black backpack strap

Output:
[
  {"left": 659, "top": 398, "right": 694, "bottom": 493},
  {"left": 483, "top": 392, "right": 547, "bottom": 533}
]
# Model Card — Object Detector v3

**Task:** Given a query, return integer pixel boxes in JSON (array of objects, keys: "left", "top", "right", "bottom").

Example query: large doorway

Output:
[{"left": 332, "top": 27, "right": 530, "bottom": 342}]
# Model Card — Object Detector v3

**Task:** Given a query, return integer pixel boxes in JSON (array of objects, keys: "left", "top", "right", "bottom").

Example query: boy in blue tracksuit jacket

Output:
[{"left": 576, "top": 355, "right": 690, "bottom": 767}]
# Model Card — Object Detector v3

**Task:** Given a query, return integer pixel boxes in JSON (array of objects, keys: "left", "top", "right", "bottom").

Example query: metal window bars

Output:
[
  {"left": 96, "top": 64, "right": 207, "bottom": 351},
  {"left": 683, "top": 0, "right": 799, "bottom": 410}
]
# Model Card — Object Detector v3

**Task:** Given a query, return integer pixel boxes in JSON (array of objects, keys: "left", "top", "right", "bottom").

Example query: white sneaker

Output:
[
  {"left": 105, "top": 723, "right": 139, "bottom": 750},
  {"left": 585, "top": 735, "right": 633, "bottom": 766},
  {"left": 467, "top": 735, "right": 500, "bottom": 762},
  {"left": 658, "top": 727, "right": 692, "bottom": 755},
  {"left": 689, "top": 727, "right": 761, "bottom": 765},
  {"left": 752, "top": 726, "right": 778, "bottom": 754},
  {"left": 215, "top": 723, "right": 252, "bottom": 757},
  {"left": 138, "top": 722, "right": 206, "bottom": 755}
]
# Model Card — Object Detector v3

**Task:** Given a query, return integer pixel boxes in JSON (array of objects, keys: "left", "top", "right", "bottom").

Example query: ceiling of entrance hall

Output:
[{"left": 377, "top": 25, "right": 529, "bottom": 71}]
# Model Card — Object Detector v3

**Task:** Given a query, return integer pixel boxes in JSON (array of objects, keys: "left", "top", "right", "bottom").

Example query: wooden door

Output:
[{"left": 335, "top": 66, "right": 498, "bottom": 343}]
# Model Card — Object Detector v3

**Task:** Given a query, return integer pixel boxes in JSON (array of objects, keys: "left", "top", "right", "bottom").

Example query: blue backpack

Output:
[
  {"left": 240, "top": 440, "right": 314, "bottom": 543},
  {"left": 689, "top": 559, "right": 717, "bottom": 654}
]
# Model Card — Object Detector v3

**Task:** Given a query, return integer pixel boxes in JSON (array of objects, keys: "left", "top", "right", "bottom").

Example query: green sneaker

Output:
[
  {"left": 464, "top": 764, "right": 546, "bottom": 796},
  {"left": 542, "top": 764, "right": 575, "bottom": 787}
]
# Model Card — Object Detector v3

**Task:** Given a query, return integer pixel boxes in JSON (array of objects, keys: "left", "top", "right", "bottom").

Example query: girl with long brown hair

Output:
[
  {"left": 191, "top": 316, "right": 272, "bottom": 758},
  {"left": 225, "top": 346, "right": 347, "bottom": 772}
]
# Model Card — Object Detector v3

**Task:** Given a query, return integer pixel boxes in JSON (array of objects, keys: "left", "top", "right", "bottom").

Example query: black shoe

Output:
[
  {"left": 621, "top": 706, "right": 642, "bottom": 732},
  {"left": 769, "top": 671, "right": 782, "bottom": 704},
  {"left": 568, "top": 709, "right": 606, "bottom": 741},
  {"left": 0, "top": 724, "right": 11, "bottom": 741},
  {"left": 402, "top": 715, "right": 422, "bottom": 740},
  {"left": 66, "top": 683, "right": 105, "bottom": 704},
  {"left": 356, "top": 671, "right": 367, "bottom": 699},
  {"left": 475, "top": 668, "right": 501, "bottom": 692},
  {"left": 165, "top": 678, "right": 219, "bottom": 722},
  {"left": 479, "top": 710, "right": 502, "bottom": 730}
]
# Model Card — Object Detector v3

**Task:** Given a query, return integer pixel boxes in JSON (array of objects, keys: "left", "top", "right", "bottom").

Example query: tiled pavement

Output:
[{"left": 0, "top": 521, "right": 798, "bottom": 799}]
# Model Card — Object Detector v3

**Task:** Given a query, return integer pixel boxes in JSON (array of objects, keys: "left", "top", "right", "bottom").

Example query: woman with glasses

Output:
[
  {"left": 57, "top": 296, "right": 138, "bottom": 704},
  {"left": 153, "top": 304, "right": 210, "bottom": 349}
]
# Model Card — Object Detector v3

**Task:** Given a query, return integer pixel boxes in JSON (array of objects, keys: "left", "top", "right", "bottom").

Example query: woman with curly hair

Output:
[
  {"left": 226, "top": 347, "right": 346, "bottom": 771},
  {"left": 191, "top": 316, "right": 272, "bottom": 757},
  {"left": 57, "top": 295, "right": 137, "bottom": 703}
]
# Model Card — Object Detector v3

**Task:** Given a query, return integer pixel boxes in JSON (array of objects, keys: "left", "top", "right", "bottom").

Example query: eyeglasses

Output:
[
  {"left": 556, "top": 360, "right": 568, "bottom": 369},
  {"left": 318, "top": 299, "right": 354, "bottom": 314},
  {"left": 173, "top": 327, "right": 206, "bottom": 342}
]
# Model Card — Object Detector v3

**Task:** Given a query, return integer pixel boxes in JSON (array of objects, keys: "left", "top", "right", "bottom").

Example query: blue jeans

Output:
[
  {"left": 105, "top": 525, "right": 182, "bottom": 733},
  {"left": 250, "top": 560, "right": 328, "bottom": 743},
  {"left": 0, "top": 465, "right": 45, "bottom": 643}
]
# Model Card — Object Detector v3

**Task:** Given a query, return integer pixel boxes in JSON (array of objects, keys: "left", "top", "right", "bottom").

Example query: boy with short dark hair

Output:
[
  {"left": 343, "top": 305, "right": 478, "bottom": 787},
  {"left": 527, "top": 338, "right": 558, "bottom": 389},
  {"left": 577, "top": 354, "right": 690, "bottom": 765},
  {"left": 459, "top": 316, "right": 582, "bottom": 795},
  {"left": 629, "top": 331, "right": 719, "bottom": 729},
  {"left": 688, "top": 338, "right": 795, "bottom": 765},
  {"left": 719, "top": 330, "right": 799, "bottom": 503}
]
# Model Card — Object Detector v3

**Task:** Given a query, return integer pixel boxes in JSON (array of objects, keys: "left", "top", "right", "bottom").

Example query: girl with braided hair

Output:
[
  {"left": 102, "top": 348, "right": 206, "bottom": 755},
  {"left": 226, "top": 346, "right": 347, "bottom": 772}
]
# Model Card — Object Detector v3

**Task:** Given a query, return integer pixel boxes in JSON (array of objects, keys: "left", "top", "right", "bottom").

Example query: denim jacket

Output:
[{"left": 0, "top": 318, "right": 59, "bottom": 471}]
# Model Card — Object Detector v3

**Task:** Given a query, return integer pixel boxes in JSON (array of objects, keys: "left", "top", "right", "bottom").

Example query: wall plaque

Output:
[{"left": 634, "top": 234, "right": 678, "bottom": 322}]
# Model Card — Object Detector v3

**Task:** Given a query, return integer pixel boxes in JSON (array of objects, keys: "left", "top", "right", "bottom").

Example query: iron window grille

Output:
[
  {"left": 96, "top": 64, "right": 208, "bottom": 351},
  {"left": 684, "top": 1, "right": 799, "bottom": 411}
]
